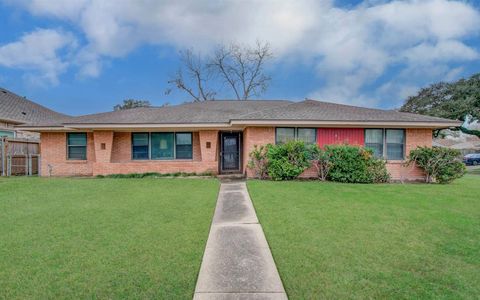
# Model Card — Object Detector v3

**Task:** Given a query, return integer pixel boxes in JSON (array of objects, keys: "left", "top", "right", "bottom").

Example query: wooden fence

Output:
[{"left": 0, "top": 137, "right": 40, "bottom": 176}]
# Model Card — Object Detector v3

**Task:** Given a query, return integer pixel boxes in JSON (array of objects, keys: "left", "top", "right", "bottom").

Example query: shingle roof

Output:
[
  {"left": 233, "top": 99, "right": 455, "bottom": 123},
  {"left": 17, "top": 98, "right": 459, "bottom": 128},
  {"left": 0, "top": 87, "right": 70, "bottom": 125},
  {"left": 64, "top": 100, "right": 293, "bottom": 124}
]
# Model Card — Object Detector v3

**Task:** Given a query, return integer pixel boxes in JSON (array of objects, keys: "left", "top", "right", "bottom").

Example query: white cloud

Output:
[
  {"left": 0, "top": 28, "right": 77, "bottom": 85},
  {"left": 3, "top": 0, "right": 480, "bottom": 103}
]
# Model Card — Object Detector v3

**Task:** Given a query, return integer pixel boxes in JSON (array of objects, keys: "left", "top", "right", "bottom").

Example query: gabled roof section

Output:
[{"left": 0, "top": 87, "right": 70, "bottom": 125}]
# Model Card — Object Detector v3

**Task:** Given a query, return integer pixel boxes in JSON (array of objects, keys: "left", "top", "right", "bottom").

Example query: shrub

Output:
[
  {"left": 325, "top": 145, "right": 390, "bottom": 183},
  {"left": 309, "top": 145, "right": 332, "bottom": 181},
  {"left": 406, "top": 146, "right": 466, "bottom": 183},
  {"left": 368, "top": 158, "right": 390, "bottom": 183},
  {"left": 247, "top": 145, "right": 270, "bottom": 179},
  {"left": 266, "top": 141, "right": 311, "bottom": 180}
]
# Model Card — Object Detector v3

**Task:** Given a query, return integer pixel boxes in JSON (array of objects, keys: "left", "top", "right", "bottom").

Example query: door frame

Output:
[{"left": 219, "top": 131, "right": 243, "bottom": 174}]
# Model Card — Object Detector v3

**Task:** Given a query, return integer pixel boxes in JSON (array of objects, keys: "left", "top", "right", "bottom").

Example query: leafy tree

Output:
[
  {"left": 113, "top": 99, "right": 151, "bottom": 111},
  {"left": 400, "top": 73, "right": 480, "bottom": 121},
  {"left": 167, "top": 41, "right": 273, "bottom": 101}
]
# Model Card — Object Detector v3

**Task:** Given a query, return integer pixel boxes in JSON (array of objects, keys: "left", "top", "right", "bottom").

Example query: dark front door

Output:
[{"left": 221, "top": 132, "right": 240, "bottom": 172}]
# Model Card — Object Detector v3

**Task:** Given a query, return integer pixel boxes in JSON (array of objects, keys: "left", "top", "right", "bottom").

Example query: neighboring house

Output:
[
  {"left": 18, "top": 99, "right": 460, "bottom": 180},
  {"left": 0, "top": 87, "right": 69, "bottom": 140}
]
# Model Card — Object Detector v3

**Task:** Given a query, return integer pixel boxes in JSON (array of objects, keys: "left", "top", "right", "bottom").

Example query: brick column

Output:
[
  {"left": 199, "top": 130, "right": 218, "bottom": 162},
  {"left": 243, "top": 127, "right": 275, "bottom": 177},
  {"left": 93, "top": 131, "right": 114, "bottom": 163},
  {"left": 406, "top": 128, "right": 433, "bottom": 154}
]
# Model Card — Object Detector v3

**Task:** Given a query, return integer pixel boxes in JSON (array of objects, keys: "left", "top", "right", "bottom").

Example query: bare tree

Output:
[
  {"left": 167, "top": 49, "right": 216, "bottom": 102},
  {"left": 168, "top": 41, "right": 273, "bottom": 101}
]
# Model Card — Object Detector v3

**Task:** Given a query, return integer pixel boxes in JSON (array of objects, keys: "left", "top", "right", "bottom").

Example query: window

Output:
[
  {"left": 365, "top": 129, "right": 384, "bottom": 158},
  {"left": 67, "top": 133, "right": 87, "bottom": 160},
  {"left": 132, "top": 133, "right": 149, "bottom": 160},
  {"left": 175, "top": 133, "right": 193, "bottom": 159},
  {"left": 364, "top": 129, "right": 406, "bottom": 160},
  {"left": 386, "top": 129, "right": 405, "bottom": 160},
  {"left": 151, "top": 133, "right": 174, "bottom": 160},
  {"left": 131, "top": 132, "right": 193, "bottom": 160},
  {"left": 0, "top": 130, "right": 15, "bottom": 138},
  {"left": 275, "top": 128, "right": 295, "bottom": 144},
  {"left": 297, "top": 128, "right": 316, "bottom": 144}
]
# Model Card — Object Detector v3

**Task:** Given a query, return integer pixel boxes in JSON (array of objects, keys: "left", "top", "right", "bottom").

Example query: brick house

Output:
[
  {"left": 18, "top": 99, "right": 460, "bottom": 180},
  {"left": 0, "top": 87, "right": 69, "bottom": 140}
]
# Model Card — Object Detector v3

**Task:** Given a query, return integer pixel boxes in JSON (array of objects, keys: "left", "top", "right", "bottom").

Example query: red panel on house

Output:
[{"left": 317, "top": 128, "right": 365, "bottom": 148}]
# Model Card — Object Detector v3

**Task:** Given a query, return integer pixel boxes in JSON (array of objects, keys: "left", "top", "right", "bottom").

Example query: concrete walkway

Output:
[{"left": 194, "top": 181, "right": 287, "bottom": 300}]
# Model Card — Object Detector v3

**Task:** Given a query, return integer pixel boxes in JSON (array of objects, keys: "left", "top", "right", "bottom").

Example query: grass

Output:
[
  {"left": 0, "top": 177, "right": 219, "bottom": 299},
  {"left": 248, "top": 176, "right": 480, "bottom": 299}
]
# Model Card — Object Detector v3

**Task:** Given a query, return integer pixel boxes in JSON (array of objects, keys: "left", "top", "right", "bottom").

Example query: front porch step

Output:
[{"left": 217, "top": 173, "right": 246, "bottom": 182}]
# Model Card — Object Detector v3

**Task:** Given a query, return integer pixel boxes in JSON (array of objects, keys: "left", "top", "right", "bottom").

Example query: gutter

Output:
[{"left": 16, "top": 120, "right": 461, "bottom": 131}]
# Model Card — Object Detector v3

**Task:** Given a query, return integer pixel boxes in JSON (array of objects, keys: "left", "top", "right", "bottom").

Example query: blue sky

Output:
[{"left": 0, "top": 0, "right": 479, "bottom": 116}]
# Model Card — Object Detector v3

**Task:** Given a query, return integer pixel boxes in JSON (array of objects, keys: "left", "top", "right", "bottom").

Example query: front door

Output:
[{"left": 221, "top": 132, "right": 241, "bottom": 173}]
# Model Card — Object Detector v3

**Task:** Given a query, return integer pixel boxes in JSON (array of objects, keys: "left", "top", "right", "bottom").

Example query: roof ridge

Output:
[{"left": 232, "top": 101, "right": 298, "bottom": 119}]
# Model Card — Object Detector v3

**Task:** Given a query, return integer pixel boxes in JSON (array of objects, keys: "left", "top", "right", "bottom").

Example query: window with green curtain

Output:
[
  {"left": 386, "top": 129, "right": 405, "bottom": 160},
  {"left": 151, "top": 132, "right": 174, "bottom": 159},
  {"left": 275, "top": 128, "right": 295, "bottom": 144},
  {"left": 67, "top": 133, "right": 87, "bottom": 160},
  {"left": 132, "top": 133, "right": 149, "bottom": 160},
  {"left": 365, "top": 129, "right": 384, "bottom": 158},
  {"left": 175, "top": 133, "right": 192, "bottom": 159},
  {"left": 297, "top": 128, "right": 316, "bottom": 144},
  {"left": 0, "top": 130, "right": 15, "bottom": 138}
]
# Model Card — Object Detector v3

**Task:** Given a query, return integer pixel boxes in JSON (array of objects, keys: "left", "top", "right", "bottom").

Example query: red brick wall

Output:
[
  {"left": 40, "top": 127, "right": 433, "bottom": 180},
  {"left": 41, "top": 131, "right": 217, "bottom": 176},
  {"left": 387, "top": 128, "right": 433, "bottom": 182},
  {"left": 243, "top": 127, "right": 275, "bottom": 177},
  {"left": 40, "top": 132, "right": 95, "bottom": 176},
  {"left": 242, "top": 127, "right": 433, "bottom": 181}
]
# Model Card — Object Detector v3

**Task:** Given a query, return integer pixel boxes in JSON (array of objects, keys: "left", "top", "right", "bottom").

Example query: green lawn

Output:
[
  {"left": 248, "top": 176, "right": 480, "bottom": 299},
  {"left": 0, "top": 177, "right": 219, "bottom": 299}
]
